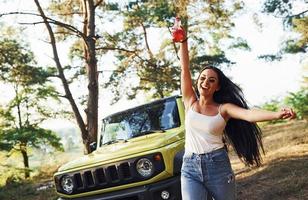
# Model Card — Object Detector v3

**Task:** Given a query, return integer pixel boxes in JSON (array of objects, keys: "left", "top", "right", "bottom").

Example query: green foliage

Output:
[
  {"left": 284, "top": 89, "right": 308, "bottom": 120},
  {"left": 257, "top": 54, "right": 282, "bottom": 62},
  {"left": 0, "top": 138, "right": 11, "bottom": 151},
  {"left": 282, "top": 40, "right": 306, "bottom": 54},
  {"left": 229, "top": 38, "right": 251, "bottom": 51},
  {"left": 261, "top": 99, "right": 280, "bottom": 111},
  {"left": 0, "top": 126, "right": 63, "bottom": 151},
  {"left": 105, "top": 3, "right": 120, "bottom": 11},
  {"left": 0, "top": 39, "right": 53, "bottom": 87},
  {"left": 0, "top": 39, "right": 34, "bottom": 81},
  {"left": 288, "top": 17, "right": 308, "bottom": 53},
  {"left": 262, "top": 0, "right": 293, "bottom": 18},
  {"left": 123, "top": 0, "right": 175, "bottom": 28},
  {"left": 191, "top": 54, "right": 234, "bottom": 68}
]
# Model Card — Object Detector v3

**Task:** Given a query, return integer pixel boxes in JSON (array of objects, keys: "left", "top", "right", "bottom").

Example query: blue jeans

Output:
[{"left": 181, "top": 148, "right": 235, "bottom": 200}]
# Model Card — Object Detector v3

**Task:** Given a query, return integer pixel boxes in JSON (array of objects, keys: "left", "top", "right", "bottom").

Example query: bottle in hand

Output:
[{"left": 172, "top": 17, "right": 185, "bottom": 43}]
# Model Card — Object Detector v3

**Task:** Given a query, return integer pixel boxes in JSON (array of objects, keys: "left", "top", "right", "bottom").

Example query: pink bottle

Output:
[{"left": 172, "top": 17, "right": 185, "bottom": 43}]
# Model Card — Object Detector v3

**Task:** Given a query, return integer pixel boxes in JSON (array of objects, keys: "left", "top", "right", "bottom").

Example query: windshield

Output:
[{"left": 100, "top": 98, "right": 180, "bottom": 146}]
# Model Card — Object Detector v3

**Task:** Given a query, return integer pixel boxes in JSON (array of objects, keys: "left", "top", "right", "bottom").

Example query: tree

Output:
[
  {"left": 101, "top": 0, "right": 246, "bottom": 103},
  {"left": 0, "top": 0, "right": 108, "bottom": 153},
  {"left": 32, "top": 0, "right": 102, "bottom": 153},
  {"left": 259, "top": 0, "right": 307, "bottom": 60},
  {"left": 0, "top": 38, "right": 63, "bottom": 178}
]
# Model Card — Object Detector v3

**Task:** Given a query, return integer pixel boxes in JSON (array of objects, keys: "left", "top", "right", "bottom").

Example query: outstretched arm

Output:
[
  {"left": 179, "top": 38, "right": 197, "bottom": 109},
  {"left": 222, "top": 103, "right": 296, "bottom": 122}
]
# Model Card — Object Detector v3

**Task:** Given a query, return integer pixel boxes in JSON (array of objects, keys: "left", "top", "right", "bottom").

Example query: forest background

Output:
[{"left": 0, "top": 0, "right": 307, "bottom": 199}]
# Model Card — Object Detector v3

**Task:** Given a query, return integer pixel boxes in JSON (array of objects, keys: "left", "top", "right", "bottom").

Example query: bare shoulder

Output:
[
  {"left": 221, "top": 103, "right": 251, "bottom": 121},
  {"left": 220, "top": 103, "right": 235, "bottom": 111},
  {"left": 220, "top": 103, "right": 237, "bottom": 120},
  {"left": 183, "top": 96, "right": 197, "bottom": 111}
]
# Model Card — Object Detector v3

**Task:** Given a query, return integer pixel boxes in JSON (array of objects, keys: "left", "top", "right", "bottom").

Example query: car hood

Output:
[{"left": 57, "top": 128, "right": 184, "bottom": 172}]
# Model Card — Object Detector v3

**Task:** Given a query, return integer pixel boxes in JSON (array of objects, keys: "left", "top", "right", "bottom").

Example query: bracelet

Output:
[{"left": 180, "top": 37, "right": 188, "bottom": 43}]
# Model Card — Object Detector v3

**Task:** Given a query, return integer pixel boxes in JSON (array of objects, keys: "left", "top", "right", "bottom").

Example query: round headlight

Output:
[
  {"left": 136, "top": 158, "right": 154, "bottom": 178},
  {"left": 60, "top": 175, "right": 74, "bottom": 194}
]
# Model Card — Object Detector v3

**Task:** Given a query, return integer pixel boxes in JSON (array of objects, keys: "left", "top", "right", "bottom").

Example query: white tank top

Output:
[{"left": 185, "top": 104, "right": 226, "bottom": 154}]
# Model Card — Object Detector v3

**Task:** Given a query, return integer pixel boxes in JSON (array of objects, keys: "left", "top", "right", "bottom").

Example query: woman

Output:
[{"left": 176, "top": 29, "right": 296, "bottom": 200}]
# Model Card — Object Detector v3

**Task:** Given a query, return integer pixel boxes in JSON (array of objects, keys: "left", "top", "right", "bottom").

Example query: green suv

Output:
[{"left": 54, "top": 95, "right": 185, "bottom": 200}]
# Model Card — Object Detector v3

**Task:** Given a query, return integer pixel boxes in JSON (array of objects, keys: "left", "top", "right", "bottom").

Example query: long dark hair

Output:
[{"left": 196, "top": 66, "right": 264, "bottom": 166}]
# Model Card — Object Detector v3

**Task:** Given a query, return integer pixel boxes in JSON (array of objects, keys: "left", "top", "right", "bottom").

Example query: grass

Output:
[{"left": 0, "top": 120, "right": 307, "bottom": 200}]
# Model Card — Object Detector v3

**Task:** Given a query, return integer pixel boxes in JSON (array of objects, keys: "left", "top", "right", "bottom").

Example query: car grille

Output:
[
  {"left": 76, "top": 162, "right": 131, "bottom": 187},
  {"left": 55, "top": 153, "right": 165, "bottom": 195}
]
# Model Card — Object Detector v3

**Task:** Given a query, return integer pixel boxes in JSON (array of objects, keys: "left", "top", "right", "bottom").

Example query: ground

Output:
[
  {"left": 232, "top": 120, "right": 308, "bottom": 200},
  {"left": 0, "top": 120, "right": 307, "bottom": 200}
]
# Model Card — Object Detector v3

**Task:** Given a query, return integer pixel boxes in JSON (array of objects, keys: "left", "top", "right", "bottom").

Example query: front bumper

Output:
[{"left": 58, "top": 175, "right": 181, "bottom": 200}]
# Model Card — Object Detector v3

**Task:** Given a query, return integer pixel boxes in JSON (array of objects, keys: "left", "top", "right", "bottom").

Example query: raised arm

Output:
[
  {"left": 179, "top": 39, "right": 197, "bottom": 109},
  {"left": 222, "top": 103, "right": 296, "bottom": 122}
]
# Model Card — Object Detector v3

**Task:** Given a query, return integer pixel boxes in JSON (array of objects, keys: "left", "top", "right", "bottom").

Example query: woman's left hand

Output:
[{"left": 278, "top": 107, "right": 297, "bottom": 120}]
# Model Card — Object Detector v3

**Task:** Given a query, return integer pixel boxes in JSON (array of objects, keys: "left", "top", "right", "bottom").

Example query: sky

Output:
[
  {"left": 225, "top": 12, "right": 304, "bottom": 106},
  {"left": 0, "top": 0, "right": 306, "bottom": 130}
]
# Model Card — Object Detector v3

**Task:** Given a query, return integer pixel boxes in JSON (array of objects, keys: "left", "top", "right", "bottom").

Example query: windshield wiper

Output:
[
  {"left": 131, "top": 130, "right": 165, "bottom": 138},
  {"left": 103, "top": 139, "right": 127, "bottom": 145}
]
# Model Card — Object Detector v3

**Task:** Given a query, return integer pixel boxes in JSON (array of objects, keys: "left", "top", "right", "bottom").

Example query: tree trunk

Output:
[
  {"left": 20, "top": 144, "right": 30, "bottom": 179},
  {"left": 83, "top": 0, "right": 98, "bottom": 153}
]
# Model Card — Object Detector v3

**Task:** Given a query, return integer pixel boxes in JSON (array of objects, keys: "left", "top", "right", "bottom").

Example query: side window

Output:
[{"left": 160, "top": 100, "right": 179, "bottom": 129}]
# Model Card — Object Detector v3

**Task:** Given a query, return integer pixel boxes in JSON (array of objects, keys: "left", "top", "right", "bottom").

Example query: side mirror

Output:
[{"left": 89, "top": 142, "right": 97, "bottom": 152}]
